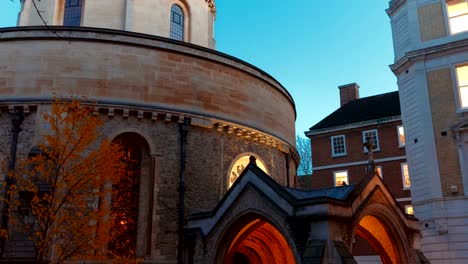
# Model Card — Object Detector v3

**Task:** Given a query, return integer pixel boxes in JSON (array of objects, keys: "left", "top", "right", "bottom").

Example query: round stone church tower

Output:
[
  {"left": 0, "top": 0, "right": 298, "bottom": 262},
  {"left": 17, "top": 0, "right": 216, "bottom": 48}
]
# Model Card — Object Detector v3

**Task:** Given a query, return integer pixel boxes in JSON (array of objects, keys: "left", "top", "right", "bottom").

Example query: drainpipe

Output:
[
  {"left": 285, "top": 153, "right": 290, "bottom": 187},
  {"left": 0, "top": 111, "right": 24, "bottom": 257},
  {"left": 177, "top": 117, "right": 190, "bottom": 264}
]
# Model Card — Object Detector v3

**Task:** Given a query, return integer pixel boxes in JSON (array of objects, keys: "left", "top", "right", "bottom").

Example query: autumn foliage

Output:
[{"left": 7, "top": 99, "right": 126, "bottom": 263}]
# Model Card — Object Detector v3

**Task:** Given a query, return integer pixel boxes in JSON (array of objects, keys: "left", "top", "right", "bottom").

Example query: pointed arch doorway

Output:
[{"left": 219, "top": 215, "right": 296, "bottom": 264}]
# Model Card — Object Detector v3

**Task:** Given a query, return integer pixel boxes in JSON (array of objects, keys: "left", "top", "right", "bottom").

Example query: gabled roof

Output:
[
  {"left": 187, "top": 157, "right": 417, "bottom": 237},
  {"left": 309, "top": 91, "right": 400, "bottom": 131}
]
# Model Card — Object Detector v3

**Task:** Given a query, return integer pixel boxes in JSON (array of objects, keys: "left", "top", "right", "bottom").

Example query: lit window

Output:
[
  {"left": 170, "top": 5, "right": 184, "bottom": 41},
  {"left": 405, "top": 205, "right": 414, "bottom": 215},
  {"left": 456, "top": 65, "right": 468, "bottom": 108},
  {"left": 63, "top": 0, "right": 83, "bottom": 27},
  {"left": 228, "top": 155, "right": 268, "bottom": 188},
  {"left": 376, "top": 166, "right": 383, "bottom": 178},
  {"left": 401, "top": 163, "right": 411, "bottom": 189},
  {"left": 447, "top": 0, "right": 468, "bottom": 34},
  {"left": 363, "top": 129, "right": 380, "bottom": 152},
  {"left": 331, "top": 135, "right": 346, "bottom": 157},
  {"left": 397, "top": 125, "right": 405, "bottom": 147},
  {"left": 334, "top": 171, "right": 348, "bottom": 187}
]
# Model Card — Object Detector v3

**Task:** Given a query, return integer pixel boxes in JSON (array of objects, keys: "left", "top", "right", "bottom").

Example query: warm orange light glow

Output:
[
  {"left": 401, "top": 163, "right": 410, "bottom": 189},
  {"left": 229, "top": 155, "right": 268, "bottom": 188},
  {"left": 447, "top": 0, "right": 468, "bottom": 34},
  {"left": 457, "top": 65, "right": 468, "bottom": 107},
  {"left": 224, "top": 218, "right": 295, "bottom": 264},
  {"left": 357, "top": 215, "right": 399, "bottom": 264},
  {"left": 334, "top": 171, "right": 348, "bottom": 186},
  {"left": 397, "top": 126, "right": 405, "bottom": 146},
  {"left": 405, "top": 205, "right": 414, "bottom": 215}
]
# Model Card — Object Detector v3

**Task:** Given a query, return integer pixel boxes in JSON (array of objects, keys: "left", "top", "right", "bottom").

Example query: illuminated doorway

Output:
[
  {"left": 220, "top": 216, "right": 296, "bottom": 264},
  {"left": 352, "top": 215, "right": 400, "bottom": 264}
]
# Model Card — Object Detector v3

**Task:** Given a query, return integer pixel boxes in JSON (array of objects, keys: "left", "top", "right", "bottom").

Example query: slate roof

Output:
[
  {"left": 285, "top": 185, "right": 356, "bottom": 200},
  {"left": 309, "top": 91, "right": 400, "bottom": 130}
]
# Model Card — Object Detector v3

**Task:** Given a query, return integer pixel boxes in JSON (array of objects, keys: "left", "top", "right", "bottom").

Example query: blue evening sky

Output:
[{"left": 0, "top": 1, "right": 396, "bottom": 136}]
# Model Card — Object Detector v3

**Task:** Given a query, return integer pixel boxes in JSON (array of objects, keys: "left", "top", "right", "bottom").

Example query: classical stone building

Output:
[
  {"left": 0, "top": 0, "right": 428, "bottom": 263},
  {"left": 388, "top": 0, "right": 468, "bottom": 262}
]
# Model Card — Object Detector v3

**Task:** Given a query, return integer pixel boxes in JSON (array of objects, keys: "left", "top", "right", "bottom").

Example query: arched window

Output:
[
  {"left": 63, "top": 0, "right": 83, "bottom": 27},
  {"left": 170, "top": 4, "right": 185, "bottom": 41}
]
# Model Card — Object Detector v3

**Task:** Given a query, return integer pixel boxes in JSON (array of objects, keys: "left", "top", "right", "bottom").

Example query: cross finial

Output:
[
  {"left": 363, "top": 136, "right": 377, "bottom": 175},
  {"left": 363, "top": 136, "right": 375, "bottom": 162}
]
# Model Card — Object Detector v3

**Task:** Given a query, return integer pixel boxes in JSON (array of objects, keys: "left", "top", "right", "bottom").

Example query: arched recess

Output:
[
  {"left": 109, "top": 132, "right": 151, "bottom": 258},
  {"left": 351, "top": 203, "right": 411, "bottom": 264},
  {"left": 227, "top": 153, "right": 269, "bottom": 189},
  {"left": 215, "top": 213, "right": 296, "bottom": 264}
]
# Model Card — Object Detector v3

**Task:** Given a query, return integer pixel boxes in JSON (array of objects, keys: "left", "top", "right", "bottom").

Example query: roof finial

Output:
[{"left": 249, "top": 155, "right": 257, "bottom": 165}]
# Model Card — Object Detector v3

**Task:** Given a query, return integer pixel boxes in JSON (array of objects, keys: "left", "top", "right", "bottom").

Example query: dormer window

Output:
[
  {"left": 447, "top": 0, "right": 468, "bottom": 34},
  {"left": 170, "top": 5, "right": 185, "bottom": 41},
  {"left": 63, "top": 0, "right": 83, "bottom": 27}
]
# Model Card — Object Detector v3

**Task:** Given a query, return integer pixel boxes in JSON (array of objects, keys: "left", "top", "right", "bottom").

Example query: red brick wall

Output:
[
  {"left": 308, "top": 121, "right": 410, "bottom": 201},
  {"left": 311, "top": 121, "right": 405, "bottom": 167}
]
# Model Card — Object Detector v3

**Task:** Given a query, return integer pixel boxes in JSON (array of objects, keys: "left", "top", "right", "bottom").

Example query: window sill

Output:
[
  {"left": 403, "top": 187, "right": 411, "bottom": 191},
  {"left": 398, "top": 145, "right": 405, "bottom": 149},
  {"left": 332, "top": 154, "right": 347, "bottom": 158},
  {"left": 363, "top": 149, "right": 381, "bottom": 153}
]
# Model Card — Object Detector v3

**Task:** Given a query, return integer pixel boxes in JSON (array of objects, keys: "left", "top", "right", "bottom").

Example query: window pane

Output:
[
  {"left": 332, "top": 135, "right": 346, "bottom": 155},
  {"left": 402, "top": 163, "right": 410, "bottom": 188},
  {"left": 63, "top": 0, "right": 82, "bottom": 27},
  {"left": 450, "top": 14, "right": 468, "bottom": 34},
  {"left": 334, "top": 171, "right": 348, "bottom": 186},
  {"left": 448, "top": 1, "right": 468, "bottom": 17},
  {"left": 170, "top": 5, "right": 184, "bottom": 41},
  {"left": 457, "top": 65, "right": 468, "bottom": 87},
  {"left": 460, "top": 86, "right": 468, "bottom": 107},
  {"left": 405, "top": 205, "right": 414, "bottom": 215},
  {"left": 398, "top": 126, "right": 405, "bottom": 146}
]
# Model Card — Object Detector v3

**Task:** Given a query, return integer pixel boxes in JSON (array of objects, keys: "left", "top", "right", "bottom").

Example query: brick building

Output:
[
  {"left": 305, "top": 84, "right": 414, "bottom": 263},
  {"left": 387, "top": 0, "right": 468, "bottom": 262},
  {"left": 306, "top": 84, "right": 413, "bottom": 214}
]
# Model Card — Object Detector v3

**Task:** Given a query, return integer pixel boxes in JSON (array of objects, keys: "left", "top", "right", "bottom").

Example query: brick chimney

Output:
[{"left": 339, "top": 83, "right": 360, "bottom": 106}]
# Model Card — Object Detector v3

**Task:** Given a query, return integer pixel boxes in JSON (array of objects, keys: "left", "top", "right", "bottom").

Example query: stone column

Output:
[{"left": 302, "top": 219, "right": 356, "bottom": 264}]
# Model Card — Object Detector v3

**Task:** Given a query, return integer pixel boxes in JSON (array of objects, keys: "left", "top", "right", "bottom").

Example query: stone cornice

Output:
[
  {"left": 0, "top": 26, "right": 296, "bottom": 119},
  {"left": 0, "top": 101, "right": 296, "bottom": 156},
  {"left": 386, "top": 0, "right": 406, "bottom": 16},
  {"left": 390, "top": 38, "right": 468, "bottom": 75}
]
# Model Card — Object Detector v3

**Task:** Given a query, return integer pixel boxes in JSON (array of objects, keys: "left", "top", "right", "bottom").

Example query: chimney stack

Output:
[{"left": 339, "top": 83, "right": 360, "bottom": 106}]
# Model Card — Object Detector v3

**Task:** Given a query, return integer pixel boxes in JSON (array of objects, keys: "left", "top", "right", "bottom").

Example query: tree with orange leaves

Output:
[{"left": 6, "top": 99, "right": 126, "bottom": 263}]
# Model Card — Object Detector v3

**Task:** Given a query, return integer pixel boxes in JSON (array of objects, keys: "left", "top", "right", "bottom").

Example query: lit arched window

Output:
[
  {"left": 63, "top": 0, "right": 83, "bottom": 26},
  {"left": 228, "top": 155, "right": 268, "bottom": 188},
  {"left": 170, "top": 4, "right": 184, "bottom": 41}
]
